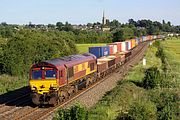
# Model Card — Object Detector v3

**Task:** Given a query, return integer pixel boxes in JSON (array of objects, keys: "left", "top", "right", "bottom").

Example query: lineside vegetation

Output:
[{"left": 54, "top": 38, "right": 180, "bottom": 120}]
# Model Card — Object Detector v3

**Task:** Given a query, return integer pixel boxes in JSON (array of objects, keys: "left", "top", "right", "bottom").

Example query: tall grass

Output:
[
  {"left": 161, "top": 38, "right": 180, "bottom": 86},
  {"left": 0, "top": 75, "right": 27, "bottom": 94},
  {"left": 88, "top": 39, "right": 180, "bottom": 120}
]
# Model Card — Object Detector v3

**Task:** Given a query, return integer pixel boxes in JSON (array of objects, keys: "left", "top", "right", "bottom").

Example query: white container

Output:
[
  {"left": 128, "top": 41, "right": 131, "bottom": 50},
  {"left": 113, "top": 45, "right": 117, "bottom": 54},
  {"left": 121, "top": 42, "right": 126, "bottom": 51}
]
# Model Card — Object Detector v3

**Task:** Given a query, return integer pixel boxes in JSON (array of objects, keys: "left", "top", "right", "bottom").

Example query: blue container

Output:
[
  {"left": 142, "top": 36, "right": 146, "bottom": 42},
  {"left": 136, "top": 38, "right": 140, "bottom": 45},
  {"left": 89, "top": 46, "right": 109, "bottom": 58},
  {"left": 125, "top": 42, "right": 129, "bottom": 51}
]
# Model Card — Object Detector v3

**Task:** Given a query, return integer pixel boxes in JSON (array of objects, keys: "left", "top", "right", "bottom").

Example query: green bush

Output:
[
  {"left": 54, "top": 104, "right": 88, "bottom": 120},
  {"left": 142, "top": 67, "right": 162, "bottom": 89},
  {"left": 149, "top": 90, "right": 179, "bottom": 120},
  {"left": 116, "top": 100, "right": 157, "bottom": 120},
  {"left": 156, "top": 47, "right": 166, "bottom": 64}
]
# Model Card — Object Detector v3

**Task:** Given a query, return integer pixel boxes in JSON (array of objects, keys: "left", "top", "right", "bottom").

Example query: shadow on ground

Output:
[{"left": 0, "top": 86, "right": 36, "bottom": 107}]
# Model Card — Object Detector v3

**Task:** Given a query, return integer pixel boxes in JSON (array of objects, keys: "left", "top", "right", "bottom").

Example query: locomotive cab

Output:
[
  {"left": 30, "top": 67, "right": 58, "bottom": 94},
  {"left": 29, "top": 62, "right": 66, "bottom": 106}
]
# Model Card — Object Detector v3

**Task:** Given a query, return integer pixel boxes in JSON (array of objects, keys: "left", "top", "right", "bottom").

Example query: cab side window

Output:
[{"left": 59, "top": 70, "right": 63, "bottom": 78}]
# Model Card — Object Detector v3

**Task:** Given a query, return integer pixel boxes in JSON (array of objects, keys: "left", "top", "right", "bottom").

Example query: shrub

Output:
[
  {"left": 149, "top": 90, "right": 179, "bottom": 120},
  {"left": 54, "top": 104, "right": 88, "bottom": 120},
  {"left": 156, "top": 47, "right": 166, "bottom": 64},
  {"left": 116, "top": 100, "right": 157, "bottom": 120},
  {"left": 142, "top": 67, "right": 162, "bottom": 89}
]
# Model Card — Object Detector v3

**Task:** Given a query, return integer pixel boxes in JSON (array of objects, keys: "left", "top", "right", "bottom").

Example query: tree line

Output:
[
  {"left": 0, "top": 19, "right": 179, "bottom": 76},
  {"left": 0, "top": 29, "right": 78, "bottom": 76},
  {"left": 112, "top": 19, "right": 180, "bottom": 42}
]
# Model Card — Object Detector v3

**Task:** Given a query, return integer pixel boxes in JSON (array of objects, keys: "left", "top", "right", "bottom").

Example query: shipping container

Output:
[
  {"left": 126, "top": 41, "right": 131, "bottom": 50},
  {"left": 89, "top": 46, "right": 109, "bottom": 58},
  {"left": 147, "top": 35, "right": 153, "bottom": 41},
  {"left": 125, "top": 41, "right": 129, "bottom": 51},
  {"left": 153, "top": 35, "right": 157, "bottom": 40},
  {"left": 150, "top": 35, "right": 153, "bottom": 40},
  {"left": 135, "top": 38, "right": 140, "bottom": 45},
  {"left": 121, "top": 42, "right": 126, "bottom": 51},
  {"left": 131, "top": 39, "right": 136, "bottom": 48},
  {"left": 147, "top": 35, "right": 150, "bottom": 41},
  {"left": 114, "top": 42, "right": 122, "bottom": 52},
  {"left": 109, "top": 45, "right": 114, "bottom": 55},
  {"left": 142, "top": 36, "right": 147, "bottom": 42},
  {"left": 108, "top": 43, "right": 118, "bottom": 54},
  {"left": 140, "top": 37, "right": 143, "bottom": 42}
]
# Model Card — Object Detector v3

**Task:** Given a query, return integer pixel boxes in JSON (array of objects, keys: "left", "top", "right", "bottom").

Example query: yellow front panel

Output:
[{"left": 29, "top": 80, "right": 57, "bottom": 94}]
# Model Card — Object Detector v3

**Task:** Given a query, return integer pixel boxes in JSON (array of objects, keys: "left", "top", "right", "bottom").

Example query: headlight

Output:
[
  {"left": 50, "top": 84, "right": 57, "bottom": 90},
  {"left": 31, "top": 85, "right": 37, "bottom": 91}
]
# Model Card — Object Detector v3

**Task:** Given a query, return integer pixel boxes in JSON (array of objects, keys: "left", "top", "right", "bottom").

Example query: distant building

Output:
[{"left": 102, "top": 11, "right": 110, "bottom": 31}]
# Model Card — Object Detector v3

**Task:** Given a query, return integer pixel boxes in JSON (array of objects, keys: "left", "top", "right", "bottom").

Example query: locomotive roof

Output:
[{"left": 37, "top": 53, "right": 96, "bottom": 69}]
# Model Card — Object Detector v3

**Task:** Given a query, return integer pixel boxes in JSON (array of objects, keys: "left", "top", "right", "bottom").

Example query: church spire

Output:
[
  {"left": 102, "top": 10, "right": 106, "bottom": 25},
  {"left": 103, "top": 10, "right": 105, "bottom": 18}
]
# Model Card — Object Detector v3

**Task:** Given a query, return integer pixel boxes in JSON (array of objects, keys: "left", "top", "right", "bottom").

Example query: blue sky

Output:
[{"left": 0, "top": 0, "right": 179, "bottom": 25}]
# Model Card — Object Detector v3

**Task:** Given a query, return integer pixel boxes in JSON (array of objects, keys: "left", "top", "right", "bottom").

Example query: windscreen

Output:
[
  {"left": 45, "top": 69, "right": 56, "bottom": 79},
  {"left": 32, "top": 70, "right": 42, "bottom": 80}
]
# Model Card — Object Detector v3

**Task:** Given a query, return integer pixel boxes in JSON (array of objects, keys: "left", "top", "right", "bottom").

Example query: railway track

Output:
[{"left": 0, "top": 41, "right": 149, "bottom": 120}]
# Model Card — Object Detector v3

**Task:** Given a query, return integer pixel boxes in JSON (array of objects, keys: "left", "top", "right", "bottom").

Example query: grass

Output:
[
  {"left": 123, "top": 44, "right": 162, "bottom": 83},
  {"left": 0, "top": 75, "right": 27, "bottom": 94},
  {"left": 161, "top": 38, "right": 180, "bottom": 85},
  {"left": 89, "top": 82, "right": 147, "bottom": 120},
  {"left": 88, "top": 39, "right": 180, "bottom": 120},
  {"left": 76, "top": 43, "right": 106, "bottom": 54},
  {"left": 88, "top": 43, "right": 162, "bottom": 120}
]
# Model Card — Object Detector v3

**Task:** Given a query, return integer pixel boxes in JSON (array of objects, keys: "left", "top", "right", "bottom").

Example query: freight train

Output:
[{"left": 29, "top": 35, "right": 165, "bottom": 106}]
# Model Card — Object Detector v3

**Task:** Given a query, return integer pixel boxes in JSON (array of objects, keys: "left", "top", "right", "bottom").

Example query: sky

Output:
[{"left": 0, "top": 0, "right": 179, "bottom": 25}]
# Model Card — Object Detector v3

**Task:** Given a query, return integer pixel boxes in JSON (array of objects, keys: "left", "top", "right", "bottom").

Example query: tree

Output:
[
  {"left": 112, "top": 27, "right": 134, "bottom": 42},
  {"left": 128, "top": 19, "right": 137, "bottom": 27},
  {"left": 56, "top": 22, "right": 64, "bottom": 31},
  {"left": 109, "top": 19, "right": 121, "bottom": 30},
  {"left": 142, "top": 67, "right": 162, "bottom": 89},
  {"left": 63, "top": 22, "right": 73, "bottom": 31},
  {"left": 112, "top": 30, "right": 123, "bottom": 42},
  {"left": 1, "top": 30, "right": 78, "bottom": 76},
  {"left": 48, "top": 24, "right": 56, "bottom": 29}
]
